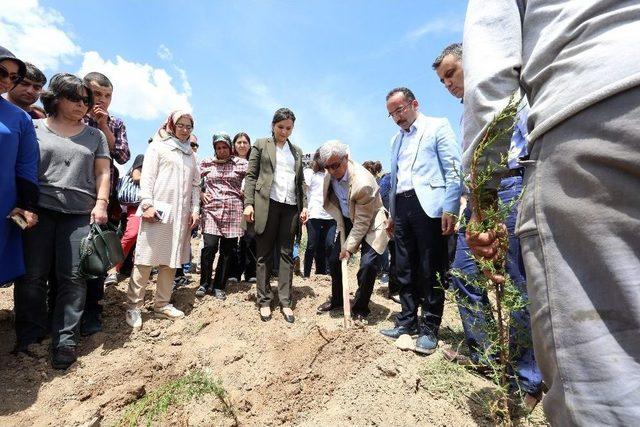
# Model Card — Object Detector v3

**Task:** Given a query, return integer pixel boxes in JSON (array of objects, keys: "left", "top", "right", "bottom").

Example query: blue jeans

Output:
[
  {"left": 14, "top": 208, "right": 90, "bottom": 349},
  {"left": 451, "top": 175, "right": 542, "bottom": 394}
]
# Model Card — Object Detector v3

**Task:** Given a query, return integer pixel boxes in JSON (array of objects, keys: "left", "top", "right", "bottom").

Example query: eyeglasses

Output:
[
  {"left": 387, "top": 103, "right": 412, "bottom": 118},
  {"left": 0, "top": 65, "right": 21, "bottom": 83},
  {"left": 175, "top": 123, "right": 193, "bottom": 130},
  {"left": 190, "top": 143, "right": 199, "bottom": 148},
  {"left": 325, "top": 158, "right": 345, "bottom": 171}
]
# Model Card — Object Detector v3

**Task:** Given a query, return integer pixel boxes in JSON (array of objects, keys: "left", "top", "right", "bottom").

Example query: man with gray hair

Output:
[
  {"left": 463, "top": 0, "right": 640, "bottom": 423},
  {"left": 316, "top": 140, "right": 389, "bottom": 321}
]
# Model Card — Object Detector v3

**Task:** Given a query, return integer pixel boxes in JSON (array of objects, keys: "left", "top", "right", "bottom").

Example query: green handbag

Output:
[{"left": 78, "top": 223, "right": 125, "bottom": 278}]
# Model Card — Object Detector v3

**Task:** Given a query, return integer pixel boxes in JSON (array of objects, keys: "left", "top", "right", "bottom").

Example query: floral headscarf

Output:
[{"left": 152, "top": 110, "right": 194, "bottom": 154}]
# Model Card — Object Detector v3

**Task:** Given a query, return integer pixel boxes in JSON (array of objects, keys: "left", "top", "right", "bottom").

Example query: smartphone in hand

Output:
[{"left": 8, "top": 213, "right": 28, "bottom": 229}]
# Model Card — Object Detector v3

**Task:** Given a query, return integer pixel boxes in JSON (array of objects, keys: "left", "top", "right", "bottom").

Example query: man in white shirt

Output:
[{"left": 380, "top": 87, "right": 462, "bottom": 355}]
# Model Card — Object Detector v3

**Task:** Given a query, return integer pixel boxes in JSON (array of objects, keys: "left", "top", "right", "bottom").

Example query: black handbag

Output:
[{"left": 78, "top": 223, "right": 125, "bottom": 278}]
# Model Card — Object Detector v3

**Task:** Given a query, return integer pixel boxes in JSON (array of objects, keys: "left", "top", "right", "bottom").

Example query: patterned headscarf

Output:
[
  {"left": 154, "top": 110, "right": 194, "bottom": 142},
  {"left": 150, "top": 110, "right": 194, "bottom": 154}
]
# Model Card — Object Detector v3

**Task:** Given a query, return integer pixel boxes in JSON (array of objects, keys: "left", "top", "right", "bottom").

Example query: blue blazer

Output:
[{"left": 389, "top": 114, "right": 462, "bottom": 220}]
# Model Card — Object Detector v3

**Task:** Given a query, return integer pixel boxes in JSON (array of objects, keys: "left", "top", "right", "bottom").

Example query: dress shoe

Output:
[
  {"left": 415, "top": 331, "right": 438, "bottom": 355},
  {"left": 259, "top": 306, "right": 272, "bottom": 322},
  {"left": 51, "top": 345, "right": 77, "bottom": 370},
  {"left": 281, "top": 307, "right": 295, "bottom": 323},
  {"left": 316, "top": 300, "right": 343, "bottom": 314},
  {"left": 379, "top": 324, "right": 418, "bottom": 339}
]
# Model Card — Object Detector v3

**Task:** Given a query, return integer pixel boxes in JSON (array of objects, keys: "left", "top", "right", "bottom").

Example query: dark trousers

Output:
[
  {"left": 230, "top": 233, "right": 257, "bottom": 281},
  {"left": 200, "top": 233, "right": 238, "bottom": 291},
  {"left": 387, "top": 239, "right": 400, "bottom": 295},
  {"left": 452, "top": 176, "right": 542, "bottom": 394},
  {"left": 394, "top": 193, "right": 448, "bottom": 333},
  {"left": 304, "top": 218, "right": 336, "bottom": 277},
  {"left": 256, "top": 200, "right": 298, "bottom": 308},
  {"left": 329, "top": 217, "right": 382, "bottom": 316},
  {"left": 14, "top": 208, "right": 90, "bottom": 349}
]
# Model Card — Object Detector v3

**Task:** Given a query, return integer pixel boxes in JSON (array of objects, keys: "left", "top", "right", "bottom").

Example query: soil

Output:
[{"left": 0, "top": 261, "right": 548, "bottom": 426}]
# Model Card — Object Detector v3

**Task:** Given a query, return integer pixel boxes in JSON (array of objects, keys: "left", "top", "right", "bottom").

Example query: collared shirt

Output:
[
  {"left": 507, "top": 106, "right": 529, "bottom": 169},
  {"left": 269, "top": 141, "right": 297, "bottom": 205},
  {"left": 303, "top": 168, "right": 333, "bottom": 220},
  {"left": 83, "top": 115, "right": 130, "bottom": 193},
  {"left": 331, "top": 168, "right": 350, "bottom": 218},
  {"left": 200, "top": 156, "right": 248, "bottom": 238},
  {"left": 396, "top": 114, "right": 424, "bottom": 193}
]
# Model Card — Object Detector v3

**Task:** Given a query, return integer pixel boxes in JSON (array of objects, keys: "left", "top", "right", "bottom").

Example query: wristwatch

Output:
[{"left": 141, "top": 203, "right": 153, "bottom": 212}]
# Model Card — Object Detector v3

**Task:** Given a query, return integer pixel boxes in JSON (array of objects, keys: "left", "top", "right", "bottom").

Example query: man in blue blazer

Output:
[{"left": 380, "top": 87, "right": 462, "bottom": 354}]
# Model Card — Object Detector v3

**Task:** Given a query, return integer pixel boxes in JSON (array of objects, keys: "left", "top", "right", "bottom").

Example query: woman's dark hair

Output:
[
  {"left": 232, "top": 132, "right": 252, "bottom": 159},
  {"left": 362, "top": 160, "right": 382, "bottom": 176},
  {"left": 41, "top": 73, "right": 94, "bottom": 117},
  {"left": 312, "top": 149, "right": 323, "bottom": 173},
  {"left": 271, "top": 107, "right": 296, "bottom": 125}
]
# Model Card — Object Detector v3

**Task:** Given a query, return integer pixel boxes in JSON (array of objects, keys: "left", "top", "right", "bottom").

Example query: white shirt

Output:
[
  {"left": 269, "top": 142, "right": 297, "bottom": 205},
  {"left": 396, "top": 114, "right": 424, "bottom": 193},
  {"left": 303, "top": 168, "right": 333, "bottom": 220},
  {"left": 331, "top": 169, "right": 350, "bottom": 218}
]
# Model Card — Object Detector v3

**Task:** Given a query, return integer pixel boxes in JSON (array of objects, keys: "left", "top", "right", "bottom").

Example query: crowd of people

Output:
[{"left": 2, "top": 2, "right": 639, "bottom": 423}]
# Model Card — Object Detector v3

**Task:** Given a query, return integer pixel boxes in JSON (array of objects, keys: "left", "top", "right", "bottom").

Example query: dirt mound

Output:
[{"left": 0, "top": 270, "right": 547, "bottom": 426}]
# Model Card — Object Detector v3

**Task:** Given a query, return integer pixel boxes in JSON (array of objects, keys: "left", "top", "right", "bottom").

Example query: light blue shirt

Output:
[
  {"left": 331, "top": 169, "right": 350, "bottom": 218},
  {"left": 507, "top": 105, "right": 529, "bottom": 169}
]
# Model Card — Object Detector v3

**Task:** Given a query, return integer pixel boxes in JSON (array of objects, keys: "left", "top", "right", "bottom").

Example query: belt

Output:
[
  {"left": 396, "top": 189, "right": 416, "bottom": 198},
  {"left": 505, "top": 168, "right": 524, "bottom": 178}
]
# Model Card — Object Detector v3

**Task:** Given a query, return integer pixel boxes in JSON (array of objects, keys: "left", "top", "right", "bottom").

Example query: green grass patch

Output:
[{"left": 116, "top": 370, "right": 235, "bottom": 427}]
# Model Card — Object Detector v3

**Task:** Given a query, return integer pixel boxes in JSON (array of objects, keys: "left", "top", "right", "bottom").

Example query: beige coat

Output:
[
  {"left": 323, "top": 160, "right": 389, "bottom": 255},
  {"left": 135, "top": 139, "right": 200, "bottom": 268}
]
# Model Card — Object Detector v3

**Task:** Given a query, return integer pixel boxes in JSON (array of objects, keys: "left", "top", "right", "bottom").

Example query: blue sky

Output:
[{"left": 2, "top": 0, "right": 467, "bottom": 170}]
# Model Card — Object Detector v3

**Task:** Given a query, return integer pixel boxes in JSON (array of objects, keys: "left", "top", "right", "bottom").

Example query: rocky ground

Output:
[{"left": 0, "top": 261, "right": 548, "bottom": 426}]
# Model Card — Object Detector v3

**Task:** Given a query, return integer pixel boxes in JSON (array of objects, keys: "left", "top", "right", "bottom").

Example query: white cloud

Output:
[
  {"left": 405, "top": 16, "right": 464, "bottom": 42},
  {"left": 78, "top": 51, "right": 192, "bottom": 120},
  {"left": 0, "top": 0, "right": 81, "bottom": 70},
  {"left": 157, "top": 44, "right": 173, "bottom": 61}
]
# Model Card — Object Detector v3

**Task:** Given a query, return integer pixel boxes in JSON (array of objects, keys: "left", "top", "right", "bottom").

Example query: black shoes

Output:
[
  {"left": 379, "top": 324, "right": 419, "bottom": 339},
  {"left": 259, "top": 307, "right": 272, "bottom": 322},
  {"left": 51, "top": 346, "right": 77, "bottom": 370},
  {"left": 316, "top": 300, "right": 343, "bottom": 314},
  {"left": 281, "top": 307, "right": 295, "bottom": 323}
]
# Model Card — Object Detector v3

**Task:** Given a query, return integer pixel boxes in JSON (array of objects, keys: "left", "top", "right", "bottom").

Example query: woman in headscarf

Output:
[
  {"left": 243, "top": 108, "right": 308, "bottom": 323},
  {"left": 0, "top": 46, "right": 39, "bottom": 286},
  {"left": 125, "top": 110, "right": 200, "bottom": 329},
  {"left": 196, "top": 133, "right": 248, "bottom": 299}
]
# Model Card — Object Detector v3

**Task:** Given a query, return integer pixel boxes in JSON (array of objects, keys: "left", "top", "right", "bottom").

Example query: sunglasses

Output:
[
  {"left": 0, "top": 65, "right": 21, "bottom": 83},
  {"left": 65, "top": 93, "right": 91, "bottom": 106},
  {"left": 325, "top": 158, "right": 345, "bottom": 171}
]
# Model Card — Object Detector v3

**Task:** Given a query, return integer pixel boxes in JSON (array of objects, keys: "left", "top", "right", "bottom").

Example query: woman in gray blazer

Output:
[{"left": 243, "top": 108, "right": 307, "bottom": 323}]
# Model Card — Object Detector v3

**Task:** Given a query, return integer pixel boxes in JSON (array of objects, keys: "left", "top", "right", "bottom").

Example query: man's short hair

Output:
[
  {"left": 83, "top": 71, "right": 113, "bottom": 88},
  {"left": 24, "top": 62, "right": 46, "bottom": 85},
  {"left": 318, "top": 140, "right": 349, "bottom": 166},
  {"left": 386, "top": 87, "right": 416, "bottom": 103},
  {"left": 432, "top": 43, "right": 463, "bottom": 70}
]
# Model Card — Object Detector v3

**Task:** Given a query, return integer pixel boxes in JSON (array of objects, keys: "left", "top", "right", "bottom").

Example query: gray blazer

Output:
[{"left": 243, "top": 137, "right": 306, "bottom": 235}]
